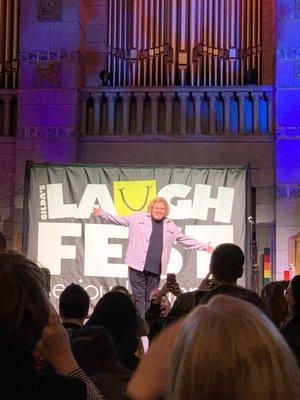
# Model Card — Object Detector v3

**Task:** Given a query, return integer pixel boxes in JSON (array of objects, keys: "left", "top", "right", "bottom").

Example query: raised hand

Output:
[
  {"left": 198, "top": 271, "right": 212, "bottom": 290},
  {"left": 93, "top": 206, "right": 102, "bottom": 217},
  {"left": 39, "top": 304, "right": 78, "bottom": 375},
  {"left": 207, "top": 241, "right": 214, "bottom": 254},
  {"left": 169, "top": 282, "right": 182, "bottom": 298}
]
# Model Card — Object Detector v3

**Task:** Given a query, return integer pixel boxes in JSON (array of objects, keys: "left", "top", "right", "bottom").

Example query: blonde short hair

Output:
[
  {"left": 147, "top": 197, "right": 170, "bottom": 216},
  {"left": 166, "top": 295, "right": 300, "bottom": 400}
]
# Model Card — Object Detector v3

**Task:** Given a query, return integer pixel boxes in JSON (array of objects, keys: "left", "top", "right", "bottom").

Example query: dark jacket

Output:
[
  {"left": 145, "top": 301, "right": 166, "bottom": 341},
  {"left": 280, "top": 313, "right": 300, "bottom": 366},
  {"left": 90, "top": 362, "right": 132, "bottom": 400},
  {"left": 0, "top": 352, "right": 87, "bottom": 400},
  {"left": 164, "top": 290, "right": 207, "bottom": 327}
]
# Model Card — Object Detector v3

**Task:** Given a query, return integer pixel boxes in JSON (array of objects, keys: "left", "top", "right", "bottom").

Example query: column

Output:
[
  {"left": 222, "top": 92, "right": 232, "bottom": 135},
  {"left": 177, "top": 92, "right": 189, "bottom": 135},
  {"left": 106, "top": 93, "right": 117, "bottom": 135},
  {"left": 120, "top": 92, "right": 131, "bottom": 135},
  {"left": 164, "top": 92, "right": 174, "bottom": 135},
  {"left": 134, "top": 92, "right": 145, "bottom": 135},
  {"left": 267, "top": 91, "right": 273, "bottom": 134},
  {"left": 192, "top": 92, "right": 204, "bottom": 135},
  {"left": 81, "top": 93, "right": 88, "bottom": 135},
  {"left": 149, "top": 92, "right": 160, "bottom": 135},
  {"left": 3, "top": 94, "right": 12, "bottom": 136},
  {"left": 237, "top": 92, "right": 248, "bottom": 134},
  {"left": 93, "top": 94, "right": 102, "bottom": 135},
  {"left": 252, "top": 91, "right": 262, "bottom": 134},
  {"left": 207, "top": 92, "right": 217, "bottom": 134}
]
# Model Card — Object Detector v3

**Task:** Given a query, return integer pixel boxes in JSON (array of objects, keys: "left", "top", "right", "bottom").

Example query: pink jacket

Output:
[{"left": 99, "top": 210, "right": 209, "bottom": 274}]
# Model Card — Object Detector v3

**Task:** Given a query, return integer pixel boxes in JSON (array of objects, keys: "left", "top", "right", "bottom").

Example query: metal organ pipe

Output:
[
  {"left": 12, "top": 0, "right": 19, "bottom": 89},
  {"left": 241, "top": 0, "right": 246, "bottom": 84},
  {"left": 257, "top": 0, "right": 261, "bottom": 84},
  {"left": 219, "top": 0, "right": 225, "bottom": 86},
  {"left": 154, "top": 0, "right": 160, "bottom": 86},
  {"left": 4, "top": 0, "right": 12, "bottom": 88},
  {"left": 189, "top": 0, "right": 196, "bottom": 86},
  {"left": 196, "top": 0, "right": 202, "bottom": 86},
  {"left": 123, "top": 0, "right": 128, "bottom": 86},
  {"left": 246, "top": 0, "right": 251, "bottom": 72},
  {"left": 170, "top": 0, "right": 177, "bottom": 86},
  {"left": 203, "top": 0, "right": 208, "bottom": 86},
  {"left": 117, "top": 0, "right": 122, "bottom": 86},
  {"left": 106, "top": 0, "right": 261, "bottom": 88},
  {"left": 0, "top": 0, "right": 19, "bottom": 89},
  {"left": 107, "top": 0, "right": 112, "bottom": 82},
  {"left": 236, "top": 0, "right": 240, "bottom": 85},
  {"left": 0, "top": 0, "right": 5, "bottom": 87},
  {"left": 213, "top": 0, "right": 219, "bottom": 86},
  {"left": 137, "top": 0, "right": 143, "bottom": 86},
  {"left": 230, "top": 0, "right": 236, "bottom": 85},
  {"left": 159, "top": 0, "right": 165, "bottom": 86},
  {"left": 142, "top": 0, "right": 149, "bottom": 86}
]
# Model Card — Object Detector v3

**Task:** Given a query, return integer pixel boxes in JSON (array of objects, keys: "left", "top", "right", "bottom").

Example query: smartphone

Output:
[{"left": 166, "top": 273, "right": 176, "bottom": 283}]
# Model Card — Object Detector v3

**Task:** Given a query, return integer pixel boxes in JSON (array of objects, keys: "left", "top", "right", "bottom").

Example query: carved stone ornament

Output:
[
  {"left": 34, "top": 62, "right": 61, "bottom": 88},
  {"left": 36, "top": 0, "right": 62, "bottom": 22},
  {"left": 17, "top": 127, "right": 78, "bottom": 138}
]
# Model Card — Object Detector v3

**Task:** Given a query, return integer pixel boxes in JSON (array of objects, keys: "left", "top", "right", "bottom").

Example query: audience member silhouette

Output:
[
  {"left": 199, "top": 283, "right": 266, "bottom": 313},
  {"left": 110, "top": 285, "right": 149, "bottom": 357},
  {"left": 165, "top": 243, "right": 245, "bottom": 325},
  {"left": 59, "top": 283, "right": 90, "bottom": 335},
  {"left": 260, "top": 280, "right": 289, "bottom": 327},
  {"left": 145, "top": 282, "right": 179, "bottom": 341},
  {"left": 166, "top": 296, "right": 300, "bottom": 400},
  {"left": 71, "top": 326, "right": 132, "bottom": 400},
  {"left": 86, "top": 291, "right": 139, "bottom": 370},
  {"left": 0, "top": 251, "right": 101, "bottom": 400},
  {"left": 280, "top": 275, "right": 300, "bottom": 366}
]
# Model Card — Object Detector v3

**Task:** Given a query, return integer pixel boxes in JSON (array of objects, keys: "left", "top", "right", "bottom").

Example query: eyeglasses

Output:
[{"left": 284, "top": 289, "right": 293, "bottom": 297}]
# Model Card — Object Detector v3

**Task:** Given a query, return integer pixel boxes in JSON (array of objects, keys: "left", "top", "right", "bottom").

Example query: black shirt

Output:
[{"left": 144, "top": 218, "right": 164, "bottom": 275}]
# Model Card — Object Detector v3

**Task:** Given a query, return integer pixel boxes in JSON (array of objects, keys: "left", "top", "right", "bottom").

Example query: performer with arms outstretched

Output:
[{"left": 93, "top": 197, "right": 213, "bottom": 316}]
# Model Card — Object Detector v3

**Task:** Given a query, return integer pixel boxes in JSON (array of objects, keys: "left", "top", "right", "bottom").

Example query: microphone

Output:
[{"left": 248, "top": 216, "right": 254, "bottom": 225}]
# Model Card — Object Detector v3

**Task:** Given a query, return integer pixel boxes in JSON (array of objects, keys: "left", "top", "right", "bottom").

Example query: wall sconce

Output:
[{"left": 99, "top": 70, "right": 111, "bottom": 86}]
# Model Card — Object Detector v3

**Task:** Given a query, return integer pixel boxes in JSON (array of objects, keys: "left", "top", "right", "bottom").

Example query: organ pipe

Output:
[
  {"left": 0, "top": 0, "right": 19, "bottom": 89},
  {"left": 107, "top": 0, "right": 261, "bottom": 87},
  {"left": 219, "top": 0, "right": 225, "bottom": 86}
]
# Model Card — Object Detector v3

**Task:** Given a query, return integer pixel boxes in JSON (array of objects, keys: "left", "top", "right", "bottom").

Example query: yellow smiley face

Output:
[{"left": 114, "top": 180, "right": 157, "bottom": 216}]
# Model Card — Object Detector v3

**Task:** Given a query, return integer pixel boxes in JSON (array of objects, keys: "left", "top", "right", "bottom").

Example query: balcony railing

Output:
[
  {"left": 0, "top": 90, "right": 18, "bottom": 137},
  {"left": 81, "top": 86, "right": 273, "bottom": 138}
]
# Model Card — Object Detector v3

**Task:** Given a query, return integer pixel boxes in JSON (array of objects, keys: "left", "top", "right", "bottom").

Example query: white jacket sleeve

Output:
[
  {"left": 175, "top": 227, "right": 209, "bottom": 251},
  {"left": 98, "top": 210, "right": 131, "bottom": 226}
]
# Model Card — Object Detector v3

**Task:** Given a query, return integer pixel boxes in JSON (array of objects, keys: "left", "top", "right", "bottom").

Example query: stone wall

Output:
[
  {"left": 275, "top": 0, "right": 300, "bottom": 278},
  {"left": 0, "top": 0, "right": 285, "bottom": 285},
  {"left": 84, "top": 0, "right": 107, "bottom": 87},
  {"left": 0, "top": 139, "right": 16, "bottom": 250}
]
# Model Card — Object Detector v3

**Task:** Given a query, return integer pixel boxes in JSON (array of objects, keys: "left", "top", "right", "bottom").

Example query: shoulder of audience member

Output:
[{"left": 164, "top": 290, "right": 197, "bottom": 326}]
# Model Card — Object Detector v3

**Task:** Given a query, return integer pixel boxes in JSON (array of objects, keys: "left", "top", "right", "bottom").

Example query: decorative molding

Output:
[
  {"left": 19, "top": 51, "right": 80, "bottom": 62},
  {"left": 36, "top": 0, "right": 62, "bottom": 22},
  {"left": 34, "top": 62, "right": 61, "bottom": 88},
  {"left": 276, "top": 48, "right": 300, "bottom": 60},
  {"left": 17, "top": 127, "right": 78, "bottom": 138}
]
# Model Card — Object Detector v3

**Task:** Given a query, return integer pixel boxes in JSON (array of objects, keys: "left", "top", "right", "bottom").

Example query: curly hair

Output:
[{"left": 147, "top": 197, "right": 170, "bottom": 216}]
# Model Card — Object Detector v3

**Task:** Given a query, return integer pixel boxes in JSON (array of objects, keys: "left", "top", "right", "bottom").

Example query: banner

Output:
[{"left": 24, "top": 163, "right": 251, "bottom": 307}]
